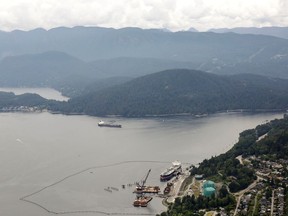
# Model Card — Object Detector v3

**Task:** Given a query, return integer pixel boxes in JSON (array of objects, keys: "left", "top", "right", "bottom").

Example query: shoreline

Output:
[
  {"left": 161, "top": 165, "right": 194, "bottom": 207},
  {"left": 0, "top": 107, "right": 285, "bottom": 119}
]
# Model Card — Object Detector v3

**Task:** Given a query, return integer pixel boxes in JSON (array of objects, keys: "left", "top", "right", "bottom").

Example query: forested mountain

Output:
[
  {"left": 58, "top": 69, "right": 288, "bottom": 117},
  {"left": 1, "top": 26, "right": 287, "bottom": 64},
  {"left": 0, "top": 51, "right": 197, "bottom": 95},
  {"left": 0, "top": 92, "right": 48, "bottom": 107},
  {"left": 89, "top": 57, "right": 198, "bottom": 78},
  {"left": 208, "top": 26, "right": 288, "bottom": 39},
  {"left": 0, "top": 51, "right": 101, "bottom": 96},
  {"left": 1, "top": 69, "right": 288, "bottom": 117},
  {"left": 0, "top": 26, "right": 288, "bottom": 89},
  {"left": 0, "top": 51, "right": 94, "bottom": 88}
]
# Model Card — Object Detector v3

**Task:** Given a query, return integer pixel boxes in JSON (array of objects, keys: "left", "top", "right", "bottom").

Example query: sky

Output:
[{"left": 0, "top": 0, "right": 287, "bottom": 32}]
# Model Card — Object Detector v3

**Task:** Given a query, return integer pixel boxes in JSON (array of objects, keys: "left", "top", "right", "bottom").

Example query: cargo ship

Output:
[
  {"left": 98, "top": 120, "right": 121, "bottom": 128},
  {"left": 160, "top": 161, "right": 182, "bottom": 181}
]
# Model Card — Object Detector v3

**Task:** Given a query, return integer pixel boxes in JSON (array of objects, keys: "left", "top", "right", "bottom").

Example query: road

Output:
[
  {"left": 233, "top": 177, "right": 260, "bottom": 216},
  {"left": 166, "top": 171, "right": 190, "bottom": 203},
  {"left": 270, "top": 189, "right": 275, "bottom": 216}
]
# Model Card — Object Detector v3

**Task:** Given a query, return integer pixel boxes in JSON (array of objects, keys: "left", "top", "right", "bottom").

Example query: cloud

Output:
[{"left": 0, "top": 0, "right": 287, "bottom": 31}]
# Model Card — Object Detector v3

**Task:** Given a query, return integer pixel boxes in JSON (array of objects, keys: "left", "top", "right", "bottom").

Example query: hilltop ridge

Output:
[{"left": 61, "top": 69, "right": 288, "bottom": 117}]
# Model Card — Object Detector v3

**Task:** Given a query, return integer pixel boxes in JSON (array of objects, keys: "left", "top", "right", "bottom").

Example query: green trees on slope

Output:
[{"left": 162, "top": 116, "right": 288, "bottom": 216}]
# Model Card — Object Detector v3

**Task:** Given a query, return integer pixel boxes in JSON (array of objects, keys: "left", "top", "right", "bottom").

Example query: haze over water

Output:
[
  {"left": 0, "top": 111, "right": 283, "bottom": 216},
  {"left": 0, "top": 87, "right": 69, "bottom": 101}
]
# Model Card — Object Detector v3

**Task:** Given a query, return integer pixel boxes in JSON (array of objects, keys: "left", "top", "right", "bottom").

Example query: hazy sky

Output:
[{"left": 0, "top": 0, "right": 287, "bottom": 32}]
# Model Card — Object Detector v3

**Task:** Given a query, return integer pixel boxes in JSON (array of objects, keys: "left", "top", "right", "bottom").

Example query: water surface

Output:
[{"left": 0, "top": 112, "right": 283, "bottom": 216}]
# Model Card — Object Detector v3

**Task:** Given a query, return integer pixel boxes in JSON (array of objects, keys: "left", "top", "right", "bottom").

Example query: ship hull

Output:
[
  {"left": 98, "top": 120, "right": 121, "bottom": 128},
  {"left": 160, "top": 161, "right": 182, "bottom": 181},
  {"left": 133, "top": 196, "right": 153, "bottom": 207},
  {"left": 98, "top": 123, "right": 121, "bottom": 128},
  {"left": 134, "top": 186, "right": 160, "bottom": 194}
]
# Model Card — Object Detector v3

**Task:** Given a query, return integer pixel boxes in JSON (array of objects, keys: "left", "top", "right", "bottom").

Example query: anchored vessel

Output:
[
  {"left": 134, "top": 185, "right": 160, "bottom": 194},
  {"left": 98, "top": 120, "right": 121, "bottom": 128},
  {"left": 133, "top": 196, "right": 153, "bottom": 207},
  {"left": 160, "top": 161, "right": 182, "bottom": 181}
]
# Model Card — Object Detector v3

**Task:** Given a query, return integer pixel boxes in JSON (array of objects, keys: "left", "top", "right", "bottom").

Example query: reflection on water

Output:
[
  {"left": 0, "top": 112, "right": 284, "bottom": 216},
  {"left": 0, "top": 87, "right": 69, "bottom": 101}
]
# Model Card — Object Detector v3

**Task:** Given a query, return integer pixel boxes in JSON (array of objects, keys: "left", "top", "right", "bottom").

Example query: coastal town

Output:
[
  {"left": 156, "top": 116, "right": 288, "bottom": 216},
  {"left": 232, "top": 156, "right": 288, "bottom": 216},
  {"left": 160, "top": 155, "right": 288, "bottom": 216}
]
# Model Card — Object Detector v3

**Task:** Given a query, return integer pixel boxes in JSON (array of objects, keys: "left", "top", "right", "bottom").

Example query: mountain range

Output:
[
  {"left": 208, "top": 26, "right": 288, "bottom": 39},
  {"left": 0, "top": 26, "right": 288, "bottom": 97}
]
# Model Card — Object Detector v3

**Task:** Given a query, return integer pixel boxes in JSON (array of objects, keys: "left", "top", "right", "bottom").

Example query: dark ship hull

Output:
[{"left": 98, "top": 120, "right": 121, "bottom": 128}]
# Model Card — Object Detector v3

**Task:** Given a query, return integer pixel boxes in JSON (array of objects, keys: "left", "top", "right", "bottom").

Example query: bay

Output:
[
  {"left": 0, "top": 112, "right": 283, "bottom": 216},
  {"left": 0, "top": 87, "right": 69, "bottom": 101}
]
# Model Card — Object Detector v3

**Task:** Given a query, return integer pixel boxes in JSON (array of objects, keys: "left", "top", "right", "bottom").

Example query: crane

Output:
[
  {"left": 137, "top": 169, "right": 151, "bottom": 190},
  {"left": 134, "top": 169, "right": 160, "bottom": 194},
  {"left": 133, "top": 169, "right": 159, "bottom": 207}
]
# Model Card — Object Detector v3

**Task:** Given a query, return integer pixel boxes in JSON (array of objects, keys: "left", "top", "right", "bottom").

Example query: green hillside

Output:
[
  {"left": 191, "top": 117, "right": 288, "bottom": 193},
  {"left": 62, "top": 69, "right": 288, "bottom": 117},
  {"left": 0, "top": 92, "right": 48, "bottom": 108},
  {"left": 161, "top": 113, "right": 288, "bottom": 216}
]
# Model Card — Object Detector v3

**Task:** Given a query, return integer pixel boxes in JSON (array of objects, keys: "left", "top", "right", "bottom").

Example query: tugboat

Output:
[
  {"left": 98, "top": 120, "right": 121, "bottom": 128},
  {"left": 133, "top": 196, "right": 153, "bottom": 207}
]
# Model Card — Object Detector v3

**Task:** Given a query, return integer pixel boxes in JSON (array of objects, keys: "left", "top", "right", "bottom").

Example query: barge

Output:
[{"left": 134, "top": 185, "right": 160, "bottom": 194}]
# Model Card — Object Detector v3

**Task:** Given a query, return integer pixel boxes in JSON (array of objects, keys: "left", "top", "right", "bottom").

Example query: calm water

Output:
[
  {"left": 0, "top": 87, "right": 69, "bottom": 101},
  {"left": 0, "top": 112, "right": 284, "bottom": 216}
]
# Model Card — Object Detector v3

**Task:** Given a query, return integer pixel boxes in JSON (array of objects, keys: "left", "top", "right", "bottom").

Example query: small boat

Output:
[
  {"left": 104, "top": 188, "right": 112, "bottom": 192},
  {"left": 98, "top": 120, "right": 121, "bottom": 128}
]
